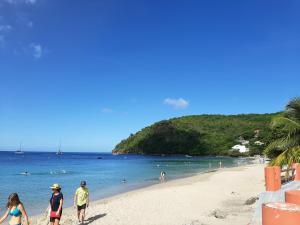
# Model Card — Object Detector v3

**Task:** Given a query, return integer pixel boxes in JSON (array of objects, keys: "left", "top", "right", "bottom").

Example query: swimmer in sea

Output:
[{"left": 21, "top": 171, "right": 30, "bottom": 176}]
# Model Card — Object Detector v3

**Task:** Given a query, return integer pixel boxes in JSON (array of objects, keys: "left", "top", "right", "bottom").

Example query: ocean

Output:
[{"left": 0, "top": 151, "right": 251, "bottom": 215}]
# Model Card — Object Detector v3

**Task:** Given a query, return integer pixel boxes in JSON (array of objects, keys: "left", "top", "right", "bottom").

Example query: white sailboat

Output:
[
  {"left": 56, "top": 141, "right": 63, "bottom": 155},
  {"left": 15, "top": 142, "right": 24, "bottom": 154}
]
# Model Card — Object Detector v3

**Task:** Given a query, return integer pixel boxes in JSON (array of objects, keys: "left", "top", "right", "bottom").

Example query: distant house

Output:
[
  {"left": 238, "top": 137, "right": 249, "bottom": 145},
  {"left": 232, "top": 144, "right": 249, "bottom": 153},
  {"left": 241, "top": 140, "right": 250, "bottom": 145},
  {"left": 254, "top": 141, "right": 264, "bottom": 146}
]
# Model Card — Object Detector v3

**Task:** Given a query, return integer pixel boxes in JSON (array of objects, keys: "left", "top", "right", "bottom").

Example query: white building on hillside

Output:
[
  {"left": 238, "top": 137, "right": 249, "bottom": 145},
  {"left": 232, "top": 144, "right": 249, "bottom": 153},
  {"left": 254, "top": 141, "right": 264, "bottom": 146}
]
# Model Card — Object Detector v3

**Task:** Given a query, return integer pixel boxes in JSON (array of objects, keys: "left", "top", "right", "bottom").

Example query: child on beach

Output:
[
  {"left": 47, "top": 183, "right": 63, "bottom": 225},
  {"left": 74, "top": 181, "right": 89, "bottom": 224},
  {"left": 0, "top": 193, "right": 29, "bottom": 225}
]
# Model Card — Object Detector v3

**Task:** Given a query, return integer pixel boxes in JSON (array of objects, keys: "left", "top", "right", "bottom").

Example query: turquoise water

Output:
[{"left": 0, "top": 151, "right": 251, "bottom": 215}]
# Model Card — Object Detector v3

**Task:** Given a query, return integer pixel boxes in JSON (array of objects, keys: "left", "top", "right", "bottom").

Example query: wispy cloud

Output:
[
  {"left": 0, "top": 35, "right": 5, "bottom": 47},
  {"left": 0, "top": 0, "right": 39, "bottom": 55},
  {"left": 26, "top": 0, "right": 36, "bottom": 4},
  {"left": 16, "top": 14, "right": 34, "bottom": 28},
  {"left": 164, "top": 98, "right": 189, "bottom": 110},
  {"left": 0, "top": 25, "right": 12, "bottom": 32},
  {"left": 101, "top": 108, "right": 113, "bottom": 113},
  {"left": 29, "top": 43, "right": 43, "bottom": 58},
  {"left": 0, "top": 24, "right": 12, "bottom": 47},
  {"left": 3, "top": 0, "right": 37, "bottom": 4},
  {"left": 27, "top": 21, "right": 33, "bottom": 27}
]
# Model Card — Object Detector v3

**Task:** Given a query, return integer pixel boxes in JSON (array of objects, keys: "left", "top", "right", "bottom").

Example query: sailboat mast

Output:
[{"left": 57, "top": 140, "right": 62, "bottom": 155}]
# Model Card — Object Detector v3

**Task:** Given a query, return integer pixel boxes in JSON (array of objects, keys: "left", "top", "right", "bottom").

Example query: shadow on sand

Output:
[{"left": 83, "top": 213, "right": 107, "bottom": 224}]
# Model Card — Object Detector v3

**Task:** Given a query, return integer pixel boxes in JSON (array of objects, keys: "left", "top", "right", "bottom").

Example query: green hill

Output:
[{"left": 113, "top": 113, "right": 278, "bottom": 156}]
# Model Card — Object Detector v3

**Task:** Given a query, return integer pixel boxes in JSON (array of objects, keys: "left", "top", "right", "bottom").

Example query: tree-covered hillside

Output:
[{"left": 113, "top": 114, "right": 278, "bottom": 156}]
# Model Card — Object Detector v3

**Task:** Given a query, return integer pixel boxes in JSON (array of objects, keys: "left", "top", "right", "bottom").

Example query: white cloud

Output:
[
  {"left": 164, "top": 98, "right": 189, "bottom": 110},
  {"left": 101, "top": 108, "right": 113, "bottom": 113},
  {"left": 29, "top": 43, "right": 43, "bottom": 58}
]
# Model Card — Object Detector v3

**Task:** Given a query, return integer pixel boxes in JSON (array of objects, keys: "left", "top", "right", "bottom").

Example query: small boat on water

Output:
[
  {"left": 15, "top": 142, "right": 24, "bottom": 155},
  {"left": 56, "top": 142, "right": 63, "bottom": 155},
  {"left": 185, "top": 154, "right": 192, "bottom": 158}
]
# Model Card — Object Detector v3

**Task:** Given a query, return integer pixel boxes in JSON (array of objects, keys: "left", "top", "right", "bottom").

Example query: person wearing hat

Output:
[
  {"left": 74, "top": 181, "right": 89, "bottom": 224},
  {"left": 47, "top": 183, "right": 63, "bottom": 225}
]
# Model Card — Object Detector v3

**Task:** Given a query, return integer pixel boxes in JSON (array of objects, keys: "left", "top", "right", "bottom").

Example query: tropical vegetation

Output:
[
  {"left": 113, "top": 113, "right": 277, "bottom": 156},
  {"left": 264, "top": 97, "right": 300, "bottom": 166}
]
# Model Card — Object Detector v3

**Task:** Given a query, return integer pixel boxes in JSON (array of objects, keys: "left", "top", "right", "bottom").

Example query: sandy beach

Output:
[{"left": 29, "top": 163, "right": 265, "bottom": 225}]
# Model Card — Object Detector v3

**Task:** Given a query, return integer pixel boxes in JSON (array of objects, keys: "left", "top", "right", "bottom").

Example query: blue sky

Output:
[{"left": 0, "top": 0, "right": 299, "bottom": 152}]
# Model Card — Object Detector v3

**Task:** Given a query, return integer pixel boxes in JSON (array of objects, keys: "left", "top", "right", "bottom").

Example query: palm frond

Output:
[
  {"left": 271, "top": 116, "right": 300, "bottom": 130},
  {"left": 286, "top": 96, "right": 300, "bottom": 109},
  {"left": 286, "top": 97, "right": 300, "bottom": 122},
  {"left": 269, "top": 147, "right": 300, "bottom": 166},
  {"left": 265, "top": 98, "right": 300, "bottom": 166},
  {"left": 264, "top": 136, "right": 299, "bottom": 153}
]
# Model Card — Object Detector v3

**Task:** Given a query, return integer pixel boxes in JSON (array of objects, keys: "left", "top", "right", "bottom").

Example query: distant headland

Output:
[{"left": 113, "top": 113, "right": 279, "bottom": 156}]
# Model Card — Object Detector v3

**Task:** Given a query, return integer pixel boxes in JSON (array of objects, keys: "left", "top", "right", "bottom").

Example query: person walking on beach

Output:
[
  {"left": 74, "top": 181, "right": 89, "bottom": 224},
  {"left": 47, "top": 183, "right": 63, "bottom": 225},
  {"left": 0, "top": 193, "right": 29, "bottom": 225},
  {"left": 160, "top": 171, "right": 166, "bottom": 182}
]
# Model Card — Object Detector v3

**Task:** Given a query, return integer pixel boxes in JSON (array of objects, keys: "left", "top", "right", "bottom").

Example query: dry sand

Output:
[{"left": 31, "top": 164, "right": 265, "bottom": 225}]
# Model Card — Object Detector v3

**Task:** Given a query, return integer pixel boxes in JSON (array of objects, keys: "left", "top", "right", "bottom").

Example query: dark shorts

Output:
[
  {"left": 50, "top": 217, "right": 61, "bottom": 222},
  {"left": 77, "top": 204, "right": 87, "bottom": 211}
]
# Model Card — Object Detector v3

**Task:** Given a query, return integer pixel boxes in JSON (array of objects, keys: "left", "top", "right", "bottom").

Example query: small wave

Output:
[
  {"left": 17, "top": 170, "right": 73, "bottom": 176},
  {"left": 49, "top": 170, "right": 70, "bottom": 175}
]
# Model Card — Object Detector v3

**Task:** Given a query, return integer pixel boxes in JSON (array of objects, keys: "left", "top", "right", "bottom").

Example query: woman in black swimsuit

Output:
[{"left": 47, "top": 184, "right": 63, "bottom": 225}]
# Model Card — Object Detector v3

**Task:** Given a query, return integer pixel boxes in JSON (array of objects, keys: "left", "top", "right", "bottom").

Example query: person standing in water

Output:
[
  {"left": 74, "top": 181, "right": 89, "bottom": 224},
  {"left": 160, "top": 171, "right": 166, "bottom": 182},
  {"left": 47, "top": 183, "right": 63, "bottom": 225},
  {"left": 0, "top": 193, "right": 29, "bottom": 225}
]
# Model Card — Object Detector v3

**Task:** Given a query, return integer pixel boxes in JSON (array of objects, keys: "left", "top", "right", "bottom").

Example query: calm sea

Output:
[{"left": 0, "top": 151, "right": 251, "bottom": 215}]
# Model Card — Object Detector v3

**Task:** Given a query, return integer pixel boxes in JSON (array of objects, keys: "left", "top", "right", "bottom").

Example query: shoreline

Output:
[
  {"left": 29, "top": 167, "right": 220, "bottom": 217},
  {"left": 0, "top": 152, "right": 255, "bottom": 218},
  {"left": 30, "top": 163, "right": 265, "bottom": 225}
]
